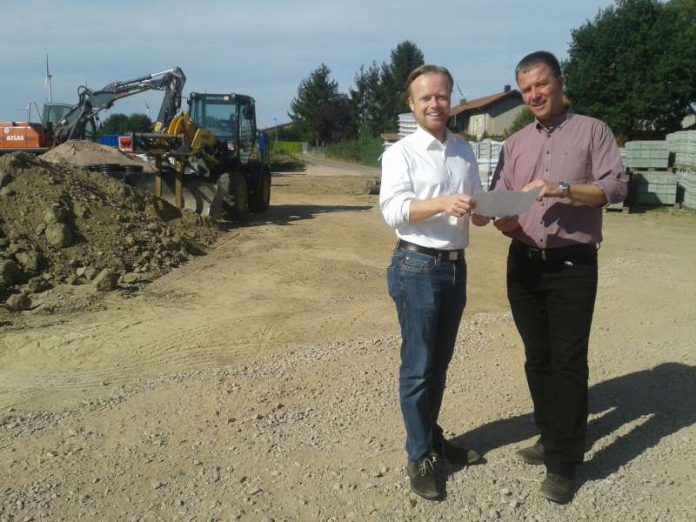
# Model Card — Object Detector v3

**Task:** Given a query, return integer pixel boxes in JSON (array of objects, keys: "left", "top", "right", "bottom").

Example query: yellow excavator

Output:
[{"left": 122, "top": 91, "right": 271, "bottom": 220}]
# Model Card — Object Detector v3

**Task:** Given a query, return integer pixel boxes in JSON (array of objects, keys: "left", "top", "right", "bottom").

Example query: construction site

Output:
[{"left": 1, "top": 66, "right": 695, "bottom": 521}]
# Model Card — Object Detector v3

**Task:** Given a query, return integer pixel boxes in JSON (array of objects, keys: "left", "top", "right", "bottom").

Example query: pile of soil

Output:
[
  {"left": 0, "top": 148, "right": 218, "bottom": 311},
  {"left": 41, "top": 139, "right": 156, "bottom": 170}
]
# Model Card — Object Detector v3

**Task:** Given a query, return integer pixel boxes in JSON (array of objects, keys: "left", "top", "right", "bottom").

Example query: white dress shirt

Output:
[{"left": 380, "top": 126, "right": 482, "bottom": 250}]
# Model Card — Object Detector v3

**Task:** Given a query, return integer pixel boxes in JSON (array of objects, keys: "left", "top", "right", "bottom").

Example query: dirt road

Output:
[{"left": 1, "top": 161, "right": 695, "bottom": 521}]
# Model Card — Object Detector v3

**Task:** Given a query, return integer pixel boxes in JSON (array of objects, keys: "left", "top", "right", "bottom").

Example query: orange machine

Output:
[{"left": 0, "top": 121, "right": 50, "bottom": 153}]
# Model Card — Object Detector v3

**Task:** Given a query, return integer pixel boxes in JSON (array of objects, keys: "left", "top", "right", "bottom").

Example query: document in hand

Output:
[{"left": 472, "top": 187, "right": 542, "bottom": 218}]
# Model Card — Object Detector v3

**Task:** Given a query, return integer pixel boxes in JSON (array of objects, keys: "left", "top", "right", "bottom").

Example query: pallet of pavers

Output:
[
  {"left": 633, "top": 170, "right": 678, "bottom": 206},
  {"left": 677, "top": 171, "right": 696, "bottom": 209},
  {"left": 623, "top": 140, "right": 671, "bottom": 170},
  {"left": 666, "top": 130, "right": 696, "bottom": 169}
]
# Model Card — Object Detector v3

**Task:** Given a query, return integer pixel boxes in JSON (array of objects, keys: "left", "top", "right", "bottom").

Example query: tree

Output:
[
  {"left": 288, "top": 64, "right": 346, "bottom": 145},
  {"left": 349, "top": 41, "right": 425, "bottom": 136},
  {"left": 100, "top": 113, "right": 130, "bottom": 134},
  {"left": 316, "top": 94, "right": 355, "bottom": 143},
  {"left": 388, "top": 40, "right": 425, "bottom": 114},
  {"left": 506, "top": 107, "right": 535, "bottom": 136},
  {"left": 128, "top": 114, "right": 153, "bottom": 132},
  {"left": 563, "top": 0, "right": 696, "bottom": 139},
  {"left": 99, "top": 113, "right": 152, "bottom": 134},
  {"left": 349, "top": 62, "right": 385, "bottom": 136}
]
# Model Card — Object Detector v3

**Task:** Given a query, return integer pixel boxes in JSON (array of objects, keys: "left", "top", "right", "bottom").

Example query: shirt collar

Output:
[
  {"left": 413, "top": 125, "right": 450, "bottom": 150},
  {"left": 535, "top": 109, "right": 572, "bottom": 134}
]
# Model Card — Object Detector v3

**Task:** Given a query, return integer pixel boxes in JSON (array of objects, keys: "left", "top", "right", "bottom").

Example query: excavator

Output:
[
  {"left": 120, "top": 91, "right": 271, "bottom": 220},
  {"left": 0, "top": 67, "right": 186, "bottom": 153},
  {"left": 1, "top": 65, "right": 270, "bottom": 219}
]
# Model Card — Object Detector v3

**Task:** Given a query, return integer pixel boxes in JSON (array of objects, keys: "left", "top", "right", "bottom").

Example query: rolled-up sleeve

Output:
[
  {"left": 380, "top": 145, "right": 415, "bottom": 228},
  {"left": 491, "top": 146, "right": 512, "bottom": 192},
  {"left": 592, "top": 122, "right": 628, "bottom": 204}
]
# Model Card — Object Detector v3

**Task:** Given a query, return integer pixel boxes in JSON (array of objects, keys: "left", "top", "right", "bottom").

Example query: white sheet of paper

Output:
[{"left": 472, "top": 187, "right": 542, "bottom": 218}]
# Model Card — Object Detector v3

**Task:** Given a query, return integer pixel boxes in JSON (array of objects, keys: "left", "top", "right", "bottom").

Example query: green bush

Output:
[{"left": 271, "top": 141, "right": 304, "bottom": 155}]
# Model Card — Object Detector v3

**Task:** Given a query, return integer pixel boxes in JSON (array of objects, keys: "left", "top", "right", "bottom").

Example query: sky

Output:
[{"left": 0, "top": 0, "right": 618, "bottom": 130}]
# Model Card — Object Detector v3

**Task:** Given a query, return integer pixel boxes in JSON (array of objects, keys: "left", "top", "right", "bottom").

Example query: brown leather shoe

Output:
[
  {"left": 406, "top": 455, "right": 442, "bottom": 500},
  {"left": 516, "top": 439, "right": 545, "bottom": 465}
]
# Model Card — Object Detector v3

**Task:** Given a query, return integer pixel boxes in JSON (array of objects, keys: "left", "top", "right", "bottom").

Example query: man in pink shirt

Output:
[{"left": 490, "top": 51, "right": 627, "bottom": 504}]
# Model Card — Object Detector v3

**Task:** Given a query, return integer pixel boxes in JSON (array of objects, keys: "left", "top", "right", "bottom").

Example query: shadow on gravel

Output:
[
  {"left": 243, "top": 204, "right": 374, "bottom": 227},
  {"left": 583, "top": 362, "right": 696, "bottom": 481},
  {"left": 449, "top": 363, "right": 696, "bottom": 481}
]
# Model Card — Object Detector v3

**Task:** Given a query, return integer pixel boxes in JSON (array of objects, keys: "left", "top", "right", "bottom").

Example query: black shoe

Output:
[
  {"left": 406, "top": 455, "right": 441, "bottom": 500},
  {"left": 434, "top": 438, "right": 481, "bottom": 465},
  {"left": 516, "top": 439, "right": 545, "bottom": 465},
  {"left": 540, "top": 472, "right": 574, "bottom": 504}
]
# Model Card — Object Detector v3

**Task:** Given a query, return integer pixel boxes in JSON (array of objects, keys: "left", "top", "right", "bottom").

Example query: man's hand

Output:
[
  {"left": 522, "top": 179, "right": 561, "bottom": 200},
  {"left": 409, "top": 194, "right": 476, "bottom": 223},
  {"left": 493, "top": 215, "right": 519, "bottom": 232},
  {"left": 522, "top": 179, "right": 608, "bottom": 206},
  {"left": 471, "top": 214, "right": 490, "bottom": 226},
  {"left": 441, "top": 194, "right": 475, "bottom": 218}
]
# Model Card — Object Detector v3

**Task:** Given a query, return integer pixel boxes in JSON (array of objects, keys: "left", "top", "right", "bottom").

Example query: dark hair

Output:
[
  {"left": 515, "top": 51, "right": 562, "bottom": 79},
  {"left": 404, "top": 65, "right": 454, "bottom": 97}
]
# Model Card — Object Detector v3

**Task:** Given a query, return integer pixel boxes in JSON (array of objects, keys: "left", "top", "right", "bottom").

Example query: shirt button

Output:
[{"left": 546, "top": 151, "right": 550, "bottom": 154}]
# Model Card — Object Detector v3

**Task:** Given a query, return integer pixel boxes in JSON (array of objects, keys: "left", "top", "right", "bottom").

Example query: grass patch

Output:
[{"left": 324, "top": 136, "right": 384, "bottom": 167}]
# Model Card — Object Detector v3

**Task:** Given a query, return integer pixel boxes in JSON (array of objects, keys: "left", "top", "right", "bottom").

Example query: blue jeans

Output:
[{"left": 387, "top": 249, "right": 467, "bottom": 461}]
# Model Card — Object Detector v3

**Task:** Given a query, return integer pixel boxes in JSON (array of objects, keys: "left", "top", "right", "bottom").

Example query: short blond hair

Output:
[{"left": 404, "top": 65, "right": 454, "bottom": 98}]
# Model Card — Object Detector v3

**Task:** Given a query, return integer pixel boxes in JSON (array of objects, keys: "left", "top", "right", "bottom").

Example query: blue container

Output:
[{"left": 99, "top": 134, "right": 125, "bottom": 148}]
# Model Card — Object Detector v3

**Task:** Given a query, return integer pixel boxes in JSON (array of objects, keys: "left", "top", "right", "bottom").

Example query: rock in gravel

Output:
[
  {"left": 45, "top": 222, "right": 73, "bottom": 248},
  {"left": 5, "top": 293, "right": 31, "bottom": 311},
  {"left": 92, "top": 269, "right": 117, "bottom": 291},
  {"left": 0, "top": 168, "right": 12, "bottom": 187},
  {"left": 1, "top": 259, "right": 23, "bottom": 283},
  {"left": 14, "top": 250, "right": 43, "bottom": 271}
]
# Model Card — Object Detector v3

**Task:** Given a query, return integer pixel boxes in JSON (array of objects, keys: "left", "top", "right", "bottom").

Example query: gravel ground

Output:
[
  {"left": 1, "top": 316, "right": 694, "bottom": 521},
  {"left": 1, "top": 166, "right": 694, "bottom": 521}
]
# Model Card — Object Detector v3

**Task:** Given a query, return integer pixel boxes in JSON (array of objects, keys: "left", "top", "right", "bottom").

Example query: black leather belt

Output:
[
  {"left": 511, "top": 239, "right": 597, "bottom": 261},
  {"left": 396, "top": 239, "right": 465, "bottom": 261}
]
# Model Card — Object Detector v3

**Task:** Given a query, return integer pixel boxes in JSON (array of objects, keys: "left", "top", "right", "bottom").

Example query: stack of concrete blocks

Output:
[
  {"left": 397, "top": 113, "right": 418, "bottom": 138},
  {"left": 623, "top": 140, "right": 670, "bottom": 170},
  {"left": 471, "top": 139, "right": 503, "bottom": 191},
  {"left": 624, "top": 140, "right": 677, "bottom": 206},
  {"left": 666, "top": 131, "right": 696, "bottom": 209}
]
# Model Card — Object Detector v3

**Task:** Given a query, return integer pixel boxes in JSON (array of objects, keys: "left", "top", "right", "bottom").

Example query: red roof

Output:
[{"left": 449, "top": 90, "right": 520, "bottom": 117}]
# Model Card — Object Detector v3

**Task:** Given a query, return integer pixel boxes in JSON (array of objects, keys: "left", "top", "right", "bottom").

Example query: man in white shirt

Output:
[{"left": 380, "top": 64, "right": 488, "bottom": 500}]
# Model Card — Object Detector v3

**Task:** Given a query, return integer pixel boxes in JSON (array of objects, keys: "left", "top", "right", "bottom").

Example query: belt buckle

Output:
[
  {"left": 527, "top": 247, "right": 546, "bottom": 261},
  {"left": 448, "top": 251, "right": 459, "bottom": 261}
]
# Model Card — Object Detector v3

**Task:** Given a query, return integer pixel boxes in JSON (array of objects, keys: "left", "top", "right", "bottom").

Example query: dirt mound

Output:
[
  {"left": 0, "top": 151, "right": 218, "bottom": 310},
  {"left": 41, "top": 139, "right": 155, "bottom": 170}
]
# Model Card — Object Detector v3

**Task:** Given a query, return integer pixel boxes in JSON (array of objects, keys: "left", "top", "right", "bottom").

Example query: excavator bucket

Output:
[{"left": 126, "top": 171, "right": 223, "bottom": 219}]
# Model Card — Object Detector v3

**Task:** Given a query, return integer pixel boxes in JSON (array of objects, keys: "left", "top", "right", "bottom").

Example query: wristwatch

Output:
[{"left": 558, "top": 181, "right": 570, "bottom": 198}]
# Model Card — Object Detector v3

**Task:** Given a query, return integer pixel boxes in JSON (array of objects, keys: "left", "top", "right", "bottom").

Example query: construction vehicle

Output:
[
  {"left": 0, "top": 102, "right": 74, "bottom": 154},
  {"left": 121, "top": 91, "right": 271, "bottom": 219},
  {"left": 0, "top": 67, "right": 186, "bottom": 154}
]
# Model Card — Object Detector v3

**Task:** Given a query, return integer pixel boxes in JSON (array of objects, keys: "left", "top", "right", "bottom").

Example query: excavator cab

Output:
[
  {"left": 186, "top": 92, "right": 270, "bottom": 217},
  {"left": 42, "top": 102, "right": 97, "bottom": 142},
  {"left": 187, "top": 93, "right": 258, "bottom": 164}
]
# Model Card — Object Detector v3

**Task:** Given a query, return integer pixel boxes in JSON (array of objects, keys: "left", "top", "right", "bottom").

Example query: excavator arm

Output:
[{"left": 52, "top": 67, "right": 186, "bottom": 144}]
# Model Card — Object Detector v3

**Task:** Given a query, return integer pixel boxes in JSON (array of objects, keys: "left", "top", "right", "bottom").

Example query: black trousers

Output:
[{"left": 507, "top": 242, "right": 598, "bottom": 477}]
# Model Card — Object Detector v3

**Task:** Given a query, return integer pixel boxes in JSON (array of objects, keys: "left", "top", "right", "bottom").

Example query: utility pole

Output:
[{"left": 273, "top": 117, "right": 278, "bottom": 141}]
